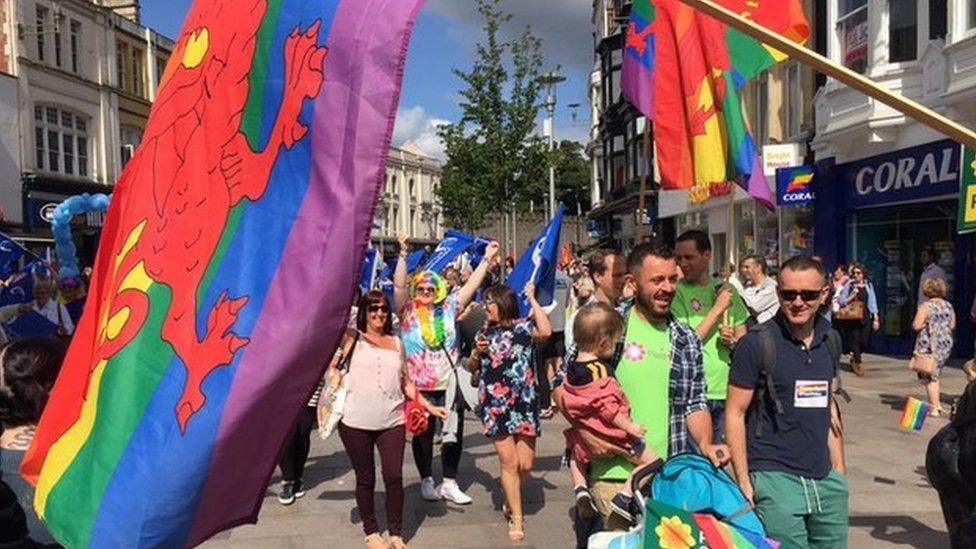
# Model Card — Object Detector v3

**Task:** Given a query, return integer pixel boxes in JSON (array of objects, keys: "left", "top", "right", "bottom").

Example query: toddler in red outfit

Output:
[{"left": 562, "top": 303, "right": 660, "bottom": 527}]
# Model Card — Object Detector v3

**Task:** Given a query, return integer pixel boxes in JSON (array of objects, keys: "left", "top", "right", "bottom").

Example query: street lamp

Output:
[{"left": 539, "top": 68, "right": 566, "bottom": 220}]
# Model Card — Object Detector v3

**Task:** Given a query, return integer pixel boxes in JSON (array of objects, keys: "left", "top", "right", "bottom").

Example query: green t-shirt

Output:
[
  {"left": 592, "top": 313, "right": 670, "bottom": 481},
  {"left": 670, "top": 278, "right": 748, "bottom": 400}
]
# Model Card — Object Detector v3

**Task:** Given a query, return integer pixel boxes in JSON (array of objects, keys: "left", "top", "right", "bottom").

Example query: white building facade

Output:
[
  {"left": 812, "top": 0, "right": 975, "bottom": 355},
  {"left": 373, "top": 141, "right": 444, "bottom": 244},
  {"left": 0, "top": 0, "right": 170, "bottom": 261}
]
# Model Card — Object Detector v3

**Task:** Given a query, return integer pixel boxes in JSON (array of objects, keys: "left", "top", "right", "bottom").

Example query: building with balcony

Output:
[
  {"left": 812, "top": 0, "right": 974, "bottom": 355},
  {"left": 372, "top": 141, "right": 443, "bottom": 250}
]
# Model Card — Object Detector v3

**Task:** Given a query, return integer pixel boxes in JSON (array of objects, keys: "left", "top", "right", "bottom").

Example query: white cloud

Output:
[{"left": 392, "top": 106, "right": 450, "bottom": 160}]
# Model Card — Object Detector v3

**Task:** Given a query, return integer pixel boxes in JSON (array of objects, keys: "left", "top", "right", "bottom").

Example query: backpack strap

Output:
[{"left": 749, "top": 323, "right": 781, "bottom": 439}]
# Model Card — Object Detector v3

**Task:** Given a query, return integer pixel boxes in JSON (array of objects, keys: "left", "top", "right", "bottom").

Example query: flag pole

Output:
[
  {"left": 636, "top": 120, "right": 651, "bottom": 243},
  {"left": 675, "top": 0, "right": 976, "bottom": 150}
]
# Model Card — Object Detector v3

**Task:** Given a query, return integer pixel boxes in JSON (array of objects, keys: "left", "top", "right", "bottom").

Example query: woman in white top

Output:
[{"left": 333, "top": 291, "right": 447, "bottom": 549}]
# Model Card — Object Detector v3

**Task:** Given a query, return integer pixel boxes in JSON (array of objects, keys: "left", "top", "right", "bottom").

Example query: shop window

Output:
[
  {"left": 888, "top": 0, "right": 917, "bottom": 62},
  {"left": 846, "top": 204, "right": 955, "bottom": 342},
  {"left": 781, "top": 203, "right": 815, "bottom": 260},
  {"left": 35, "top": 105, "right": 90, "bottom": 177},
  {"left": 756, "top": 205, "right": 779, "bottom": 270},
  {"left": 837, "top": 1, "right": 868, "bottom": 74},
  {"left": 735, "top": 201, "right": 756, "bottom": 260}
]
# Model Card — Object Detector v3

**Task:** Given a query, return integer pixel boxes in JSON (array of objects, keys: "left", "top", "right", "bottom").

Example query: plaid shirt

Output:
[{"left": 556, "top": 300, "right": 708, "bottom": 458}]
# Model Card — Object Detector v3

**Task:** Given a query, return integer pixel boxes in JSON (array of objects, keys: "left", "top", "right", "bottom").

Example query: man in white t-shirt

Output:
[
  {"left": 729, "top": 255, "right": 779, "bottom": 325},
  {"left": 31, "top": 281, "right": 73, "bottom": 336}
]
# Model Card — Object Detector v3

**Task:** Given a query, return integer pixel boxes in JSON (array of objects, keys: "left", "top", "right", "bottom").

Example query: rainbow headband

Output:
[{"left": 409, "top": 271, "right": 448, "bottom": 304}]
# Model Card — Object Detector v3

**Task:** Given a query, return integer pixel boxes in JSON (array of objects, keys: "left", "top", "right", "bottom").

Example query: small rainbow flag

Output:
[{"left": 900, "top": 397, "right": 931, "bottom": 430}]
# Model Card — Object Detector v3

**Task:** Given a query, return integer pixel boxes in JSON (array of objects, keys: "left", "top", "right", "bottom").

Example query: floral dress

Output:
[
  {"left": 915, "top": 297, "right": 955, "bottom": 377},
  {"left": 476, "top": 319, "right": 540, "bottom": 438}
]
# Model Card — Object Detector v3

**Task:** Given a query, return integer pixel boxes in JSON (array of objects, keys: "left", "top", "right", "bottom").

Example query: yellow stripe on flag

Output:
[{"left": 35, "top": 359, "right": 108, "bottom": 518}]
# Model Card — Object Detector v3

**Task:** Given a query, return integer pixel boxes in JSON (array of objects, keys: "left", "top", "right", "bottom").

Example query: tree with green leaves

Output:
[{"left": 436, "top": 0, "right": 548, "bottom": 232}]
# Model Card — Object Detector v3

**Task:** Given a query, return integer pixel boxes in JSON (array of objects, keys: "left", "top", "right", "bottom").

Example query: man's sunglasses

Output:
[
  {"left": 416, "top": 286, "right": 436, "bottom": 296},
  {"left": 367, "top": 305, "right": 390, "bottom": 313},
  {"left": 778, "top": 289, "right": 823, "bottom": 303}
]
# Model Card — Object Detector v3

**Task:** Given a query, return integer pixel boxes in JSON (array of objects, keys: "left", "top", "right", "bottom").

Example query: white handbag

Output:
[{"left": 317, "top": 332, "right": 359, "bottom": 440}]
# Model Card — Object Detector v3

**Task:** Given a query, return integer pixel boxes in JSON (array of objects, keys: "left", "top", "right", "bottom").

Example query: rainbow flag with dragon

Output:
[{"left": 21, "top": 0, "right": 424, "bottom": 546}]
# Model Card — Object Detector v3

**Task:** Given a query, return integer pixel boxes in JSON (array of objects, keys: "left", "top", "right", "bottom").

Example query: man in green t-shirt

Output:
[{"left": 672, "top": 230, "right": 748, "bottom": 441}]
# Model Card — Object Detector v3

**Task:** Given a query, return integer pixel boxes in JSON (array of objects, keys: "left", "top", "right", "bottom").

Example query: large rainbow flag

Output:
[
  {"left": 622, "top": 0, "right": 808, "bottom": 199},
  {"left": 644, "top": 500, "right": 780, "bottom": 548},
  {"left": 21, "top": 0, "right": 423, "bottom": 546}
]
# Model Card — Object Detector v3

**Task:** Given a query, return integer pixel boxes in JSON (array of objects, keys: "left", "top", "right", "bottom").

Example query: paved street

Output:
[{"left": 204, "top": 354, "right": 967, "bottom": 548}]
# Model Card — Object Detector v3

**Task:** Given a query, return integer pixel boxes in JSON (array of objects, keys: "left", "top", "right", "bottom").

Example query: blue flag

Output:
[
  {"left": 507, "top": 204, "right": 564, "bottom": 316},
  {"left": 4, "top": 309, "right": 58, "bottom": 338},
  {"left": 380, "top": 249, "right": 427, "bottom": 281},
  {"left": 0, "top": 234, "right": 25, "bottom": 266},
  {"left": 0, "top": 272, "right": 34, "bottom": 307},
  {"left": 359, "top": 246, "right": 379, "bottom": 293},
  {"left": 423, "top": 230, "right": 488, "bottom": 274}
]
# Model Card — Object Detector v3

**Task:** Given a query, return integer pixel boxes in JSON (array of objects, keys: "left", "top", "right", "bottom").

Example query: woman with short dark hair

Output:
[
  {"left": 0, "top": 337, "right": 66, "bottom": 545},
  {"left": 469, "top": 282, "right": 551, "bottom": 541}
]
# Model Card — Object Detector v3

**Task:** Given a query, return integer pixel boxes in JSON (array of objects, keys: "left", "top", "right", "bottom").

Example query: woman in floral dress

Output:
[
  {"left": 912, "top": 277, "right": 956, "bottom": 416},
  {"left": 470, "top": 282, "right": 551, "bottom": 542}
]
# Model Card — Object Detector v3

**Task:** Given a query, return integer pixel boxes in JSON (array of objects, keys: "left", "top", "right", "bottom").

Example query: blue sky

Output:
[{"left": 141, "top": 0, "right": 592, "bottom": 159}]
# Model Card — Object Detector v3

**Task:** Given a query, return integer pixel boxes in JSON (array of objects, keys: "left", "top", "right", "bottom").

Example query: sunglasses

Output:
[
  {"left": 852, "top": 271, "right": 863, "bottom": 276},
  {"left": 485, "top": 298, "right": 496, "bottom": 306},
  {"left": 367, "top": 304, "right": 389, "bottom": 313},
  {"left": 778, "top": 289, "right": 823, "bottom": 303},
  {"left": 416, "top": 286, "right": 436, "bottom": 296}
]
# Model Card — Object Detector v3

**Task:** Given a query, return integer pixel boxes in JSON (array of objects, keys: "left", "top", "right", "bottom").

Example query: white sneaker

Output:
[
  {"left": 420, "top": 477, "right": 441, "bottom": 501},
  {"left": 439, "top": 481, "right": 472, "bottom": 505}
]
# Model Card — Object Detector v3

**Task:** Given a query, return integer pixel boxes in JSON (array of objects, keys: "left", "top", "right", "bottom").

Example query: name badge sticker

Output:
[{"left": 794, "top": 380, "right": 829, "bottom": 408}]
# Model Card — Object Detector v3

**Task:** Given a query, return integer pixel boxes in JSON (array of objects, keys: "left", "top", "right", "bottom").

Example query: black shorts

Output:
[{"left": 536, "top": 332, "right": 566, "bottom": 362}]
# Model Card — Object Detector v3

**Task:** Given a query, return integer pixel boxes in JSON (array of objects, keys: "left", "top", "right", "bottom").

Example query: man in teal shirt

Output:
[{"left": 672, "top": 230, "right": 748, "bottom": 441}]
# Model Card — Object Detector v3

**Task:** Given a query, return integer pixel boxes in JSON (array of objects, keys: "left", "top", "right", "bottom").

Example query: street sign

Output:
[{"left": 959, "top": 146, "right": 976, "bottom": 234}]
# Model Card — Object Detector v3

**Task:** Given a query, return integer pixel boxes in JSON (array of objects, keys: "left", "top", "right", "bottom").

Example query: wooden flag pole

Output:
[
  {"left": 676, "top": 0, "right": 976, "bottom": 150},
  {"left": 636, "top": 121, "right": 651, "bottom": 243}
]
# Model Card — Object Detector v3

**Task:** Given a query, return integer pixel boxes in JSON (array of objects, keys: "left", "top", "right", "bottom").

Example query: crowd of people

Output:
[{"left": 0, "top": 233, "right": 972, "bottom": 548}]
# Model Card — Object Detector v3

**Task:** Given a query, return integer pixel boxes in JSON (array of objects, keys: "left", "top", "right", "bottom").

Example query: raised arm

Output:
[
  {"left": 393, "top": 233, "right": 411, "bottom": 312},
  {"left": 524, "top": 282, "right": 552, "bottom": 341},
  {"left": 456, "top": 241, "right": 500, "bottom": 309},
  {"left": 694, "top": 284, "right": 732, "bottom": 341}
]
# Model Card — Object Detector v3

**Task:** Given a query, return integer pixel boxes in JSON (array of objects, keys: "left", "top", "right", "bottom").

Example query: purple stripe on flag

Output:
[
  {"left": 622, "top": 57, "right": 654, "bottom": 119},
  {"left": 186, "top": 0, "right": 423, "bottom": 543},
  {"left": 746, "top": 154, "right": 777, "bottom": 212}
]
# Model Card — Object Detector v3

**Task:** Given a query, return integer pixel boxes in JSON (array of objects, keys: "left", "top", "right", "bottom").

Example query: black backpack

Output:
[
  {"left": 748, "top": 323, "right": 847, "bottom": 438},
  {"left": 927, "top": 382, "right": 976, "bottom": 547}
]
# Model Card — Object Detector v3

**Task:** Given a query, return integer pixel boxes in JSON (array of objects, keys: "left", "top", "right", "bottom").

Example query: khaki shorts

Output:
[{"left": 590, "top": 478, "right": 625, "bottom": 524}]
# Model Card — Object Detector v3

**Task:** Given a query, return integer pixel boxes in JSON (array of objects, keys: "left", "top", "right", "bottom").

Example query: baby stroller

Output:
[{"left": 588, "top": 453, "right": 777, "bottom": 548}]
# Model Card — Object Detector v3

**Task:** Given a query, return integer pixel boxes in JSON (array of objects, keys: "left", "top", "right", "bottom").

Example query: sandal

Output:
[
  {"left": 507, "top": 515, "right": 525, "bottom": 542},
  {"left": 501, "top": 503, "right": 511, "bottom": 521},
  {"left": 539, "top": 408, "right": 555, "bottom": 419}
]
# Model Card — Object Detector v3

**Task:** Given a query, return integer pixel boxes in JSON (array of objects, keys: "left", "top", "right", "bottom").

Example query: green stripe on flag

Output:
[
  {"left": 240, "top": 0, "right": 284, "bottom": 148},
  {"left": 44, "top": 283, "right": 175, "bottom": 546}
]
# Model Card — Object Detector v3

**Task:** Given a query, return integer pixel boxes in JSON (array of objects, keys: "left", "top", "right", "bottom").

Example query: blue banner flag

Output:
[
  {"left": 359, "top": 246, "right": 379, "bottom": 293},
  {"left": 507, "top": 204, "right": 564, "bottom": 316},
  {"left": 423, "top": 230, "right": 488, "bottom": 273},
  {"left": 0, "top": 272, "right": 34, "bottom": 307},
  {"left": 380, "top": 249, "right": 427, "bottom": 281},
  {"left": 0, "top": 234, "right": 25, "bottom": 266},
  {"left": 5, "top": 309, "right": 58, "bottom": 338}
]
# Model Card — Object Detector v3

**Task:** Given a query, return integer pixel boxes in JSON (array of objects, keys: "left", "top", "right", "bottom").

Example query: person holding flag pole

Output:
[{"left": 393, "top": 234, "right": 500, "bottom": 506}]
